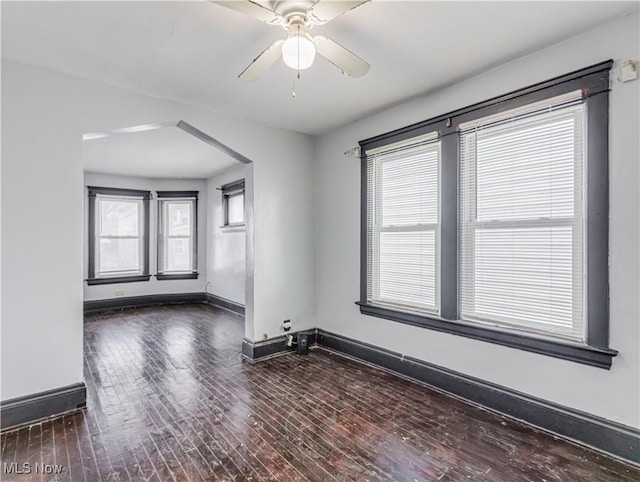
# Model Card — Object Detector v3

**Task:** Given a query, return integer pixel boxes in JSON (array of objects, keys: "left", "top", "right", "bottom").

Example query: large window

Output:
[
  {"left": 460, "top": 91, "right": 585, "bottom": 340},
  {"left": 87, "top": 187, "right": 150, "bottom": 284},
  {"left": 157, "top": 191, "right": 198, "bottom": 280},
  {"left": 366, "top": 134, "right": 440, "bottom": 314},
  {"left": 358, "top": 61, "right": 616, "bottom": 368}
]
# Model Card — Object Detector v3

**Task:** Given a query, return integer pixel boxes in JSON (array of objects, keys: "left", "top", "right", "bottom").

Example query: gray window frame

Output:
[
  {"left": 357, "top": 60, "right": 617, "bottom": 369},
  {"left": 156, "top": 191, "right": 199, "bottom": 281},
  {"left": 221, "top": 179, "right": 245, "bottom": 228},
  {"left": 87, "top": 186, "right": 151, "bottom": 285}
]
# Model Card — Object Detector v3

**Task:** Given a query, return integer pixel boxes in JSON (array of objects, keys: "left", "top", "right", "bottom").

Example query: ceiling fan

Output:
[{"left": 210, "top": 0, "right": 371, "bottom": 81}]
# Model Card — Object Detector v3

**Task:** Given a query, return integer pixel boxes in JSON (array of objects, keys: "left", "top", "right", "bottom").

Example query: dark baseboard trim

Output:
[
  {"left": 205, "top": 293, "right": 245, "bottom": 316},
  {"left": 242, "top": 330, "right": 318, "bottom": 361},
  {"left": 316, "top": 329, "right": 640, "bottom": 466},
  {"left": 1, "top": 383, "right": 87, "bottom": 432},
  {"left": 156, "top": 272, "right": 199, "bottom": 281},
  {"left": 84, "top": 293, "right": 207, "bottom": 313}
]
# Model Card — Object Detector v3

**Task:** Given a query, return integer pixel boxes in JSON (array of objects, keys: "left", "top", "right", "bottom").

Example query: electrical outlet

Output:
[
  {"left": 282, "top": 319, "right": 292, "bottom": 332},
  {"left": 115, "top": 291, "right": 125, "bottom": 297},
  {"left": 262, "top": 333, "right": 268, "bottom": 340}
]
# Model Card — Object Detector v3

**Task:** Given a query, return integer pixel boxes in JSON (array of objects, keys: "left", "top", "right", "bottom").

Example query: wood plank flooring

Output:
[{"left": 1, "top": 303, "right": 638, "bottom": 481}]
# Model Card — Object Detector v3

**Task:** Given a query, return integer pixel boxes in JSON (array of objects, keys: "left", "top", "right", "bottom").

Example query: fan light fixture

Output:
[
  {"left": 209, "top": 0, "right": 371, "bottom": 82},
  {"left": 282, "top": 33, "right": 316, "bottom": 70}
]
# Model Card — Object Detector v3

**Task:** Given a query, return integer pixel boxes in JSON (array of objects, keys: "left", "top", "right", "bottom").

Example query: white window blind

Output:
[
  {"left": 459, "top": 90, "right": 585, "bottom": 340},
  {"left": 366, "top": 133, "right": 441, "bottom": 313},
  {"left": 226, "top": 192, "right": 244, "bottom": 225},
  {"left": 96, "top": 195, "right": 143, "bottom": 277},
  {"left": 158, "top": 198, "right": 197, "bottom": 274}
]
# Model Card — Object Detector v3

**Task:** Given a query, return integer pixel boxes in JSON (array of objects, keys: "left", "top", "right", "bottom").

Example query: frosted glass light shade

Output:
[{"left": 282, "top": 34, "right": 316, "bottom": 70}]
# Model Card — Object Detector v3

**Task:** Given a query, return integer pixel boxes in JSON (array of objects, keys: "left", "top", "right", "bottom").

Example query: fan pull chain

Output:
[
  {"left": 297, "top": 25, "right": 301, "bottom": 80},
  {"left": 291, "top": 24, "right": 301, "bottom": 97}
]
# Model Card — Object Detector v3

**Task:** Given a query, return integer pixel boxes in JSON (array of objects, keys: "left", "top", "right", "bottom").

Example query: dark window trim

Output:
[
  {"left": 156, "top": 191, "right": 199, "bottom": 278},
  {"left": 156, "top": 190, "right": 199, "bottom": 199},
  {"left": 155, "top": 272, "right": 199, "bottom": 281},
  {"left": 360, "top": 60, "right": 612, "bottom": 150},
  {"left": 357, "top": 302, "right": 616, "bottom": 369},
  {"left": 87, "top": 275, "right": 152, "bottom": 286},
  {"left": 221, "top": 179, "right": 245, "bottom": 227},
  {"left": 358, "top": 60, "right": 616, "bottom": 368},
  {"left": 87, "top": 186, "right": 152, "bottom": 200},
  {"left": 220, "top": 179, "right": 245, "bottom": 193},
  {"left": 87, "top": 186, "right": 151, "bottom": 285}
]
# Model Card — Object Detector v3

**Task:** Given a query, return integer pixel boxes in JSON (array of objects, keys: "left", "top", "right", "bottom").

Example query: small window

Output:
[
  {"left": 221, "top": 180, "right": 245, "bottom": 227},
  {"left": 87, "top": 187, "right": 150, "bottom": 285},
  {"left": 157, "top": 191, "right": 198, "bottom": 280}
]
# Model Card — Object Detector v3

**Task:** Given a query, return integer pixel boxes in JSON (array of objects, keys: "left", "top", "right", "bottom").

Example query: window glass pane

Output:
[
  {"left": 469, "top": 226, "right": 576, "bottom": 334},
  {"left": 460, "top": 101, "right": 584, "bottom": 340},
  {"left": 476, "top": 115, "right": 576, "bottom": 221},
  {"left": 227, "top": 193, "right": 244, "bottom": 224},
  {"left": 99, "top": 238, "right": 139, "bottom": 274},
  {"left": 168, "top": 202, "right": 191, "bottom": 236},
  {"left": 378, "top": 230, "right": 436, "bottom": 308},
  {"left": 380, "top": 147, "right": 439, "bottom": 226},
  {"left": 367, "top": 138, "right": 440, "bottom": 314},
  {"left": 167, "top": 238, "right": 191, "bottom": 272},
  {"left": 99, "top": 199, "right": 139, "bottom": 236}
]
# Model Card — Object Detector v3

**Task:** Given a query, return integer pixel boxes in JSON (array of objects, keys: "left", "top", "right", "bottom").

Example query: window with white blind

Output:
[
  {"left": 358, "top": 61, "right": 616, "bottom": 368},
  {"left": 87, "top": 187, "right": 151, "bottom": 285},
  {"left": 460, "top": 91, "right": 585, "bottom": 340},
  {"left": 157, "top": 191, "right": 198, "bottom": 280},
  {"left": 221, "top": 179, "right": 245, "bottom": 227},
  {"left": 365, "top": 133, "right": 440, "bottom": 314}
]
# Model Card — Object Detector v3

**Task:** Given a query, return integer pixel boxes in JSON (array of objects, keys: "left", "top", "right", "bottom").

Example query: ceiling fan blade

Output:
[
  {"left": 308, "top": 0, "right": 369, "bottom": 25},
  {"left": 314, "top": 36, "right": 370, "bottom": 78},
  {"left": 238, "top": 39, "right": 285, "bottom": 82},
  {"left": 209, "top": 1, "right": 284, "bottom": 25}
]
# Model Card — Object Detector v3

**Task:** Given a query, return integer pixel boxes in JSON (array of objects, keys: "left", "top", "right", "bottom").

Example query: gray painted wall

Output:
[
  {"left": 314, "top": 12, "right": 640, "bottom": 429},
  {"left": 206, "top": 165, "right": 247, "bottom": 305}
]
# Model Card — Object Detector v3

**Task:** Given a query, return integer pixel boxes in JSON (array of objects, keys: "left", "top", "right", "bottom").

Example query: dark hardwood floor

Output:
[{"left": 1, "top": 303, "right": 638, "bottom": 481}]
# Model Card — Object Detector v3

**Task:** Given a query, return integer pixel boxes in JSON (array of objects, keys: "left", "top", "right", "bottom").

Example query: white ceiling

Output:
[
  {"left": 83, "top": 125, "right": 240, "bottom": 179},
  {"left": 2, "top": 1, "right": 637, "bottom": 135}
]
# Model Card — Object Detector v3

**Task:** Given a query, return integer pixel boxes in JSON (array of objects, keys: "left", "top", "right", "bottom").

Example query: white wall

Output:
[
  {"left": 206, "top": 165, "right": 246, "bottom": 305},
  {"left": 1, "top": 59, "right": 316, "bottom": 401},
  {"left": 83, "top": 172, "right": 208, "bottom": 301},
  {"left": 314, "top": 12, "right": 640, "bottom": 429}
]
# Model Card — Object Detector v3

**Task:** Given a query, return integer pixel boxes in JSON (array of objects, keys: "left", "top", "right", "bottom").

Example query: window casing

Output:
[
  {"left": 221, "top": 180, "right": 245, "bottom": 227},
  {"left": 358, "top": 61, "right": 617, "bottom": 369},
  {"left": 157, "top": 191, "right": 198, "bottom": 280},
  {"left": 87, "top": 187, "right": 151, "bottom": 285}
]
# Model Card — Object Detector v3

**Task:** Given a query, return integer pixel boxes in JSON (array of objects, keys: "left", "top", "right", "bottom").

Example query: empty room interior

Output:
[{"left": 1, "top": 1, "right": 639, "bottom": 480}]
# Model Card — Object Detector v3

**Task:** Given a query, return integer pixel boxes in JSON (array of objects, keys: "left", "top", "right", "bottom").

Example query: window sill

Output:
[
  {"left": 87, "top": 275, "right": 151, "bottom": 286},
  {"left": 156, "top": 272, "right": 199, "bottom": 281},
  {"left": 356, "top": 301, "right": 618, "bottom": 369},
  {"left": 220, "top": 224, "right": 245, "bottom": 232}
]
